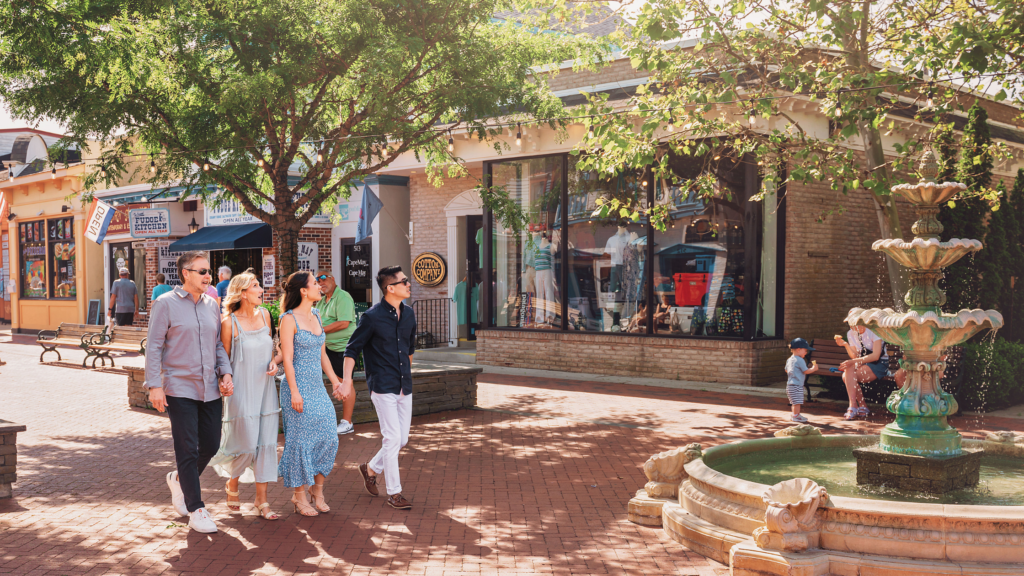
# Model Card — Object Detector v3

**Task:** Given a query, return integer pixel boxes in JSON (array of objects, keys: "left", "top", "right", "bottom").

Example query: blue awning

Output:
[{"left": 168, "top": 223, "right": 273, "bottom": 252}]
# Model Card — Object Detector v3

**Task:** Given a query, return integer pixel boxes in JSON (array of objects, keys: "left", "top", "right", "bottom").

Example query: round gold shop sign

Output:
[{"left": 412, "top": 252, "right": 447, "bottom": 287}]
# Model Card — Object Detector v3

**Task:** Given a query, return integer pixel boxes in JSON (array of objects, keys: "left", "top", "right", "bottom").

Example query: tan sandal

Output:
[
  {"left": 308, "top": 483, "right": 330, "bottom": 513},
  {"left": 291, "top": 491, "right": 318, "bottom": 517},
  {"left": 254, "top": 500, "right": 280, "bottom": 520},
  {"left": 225, "top": 481, "right": 241, "bottom": 512}
]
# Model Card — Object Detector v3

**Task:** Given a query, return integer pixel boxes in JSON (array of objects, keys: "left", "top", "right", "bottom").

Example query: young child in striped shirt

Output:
[{"left": 785, "top": 338, "right": 819, "bottom": 422}]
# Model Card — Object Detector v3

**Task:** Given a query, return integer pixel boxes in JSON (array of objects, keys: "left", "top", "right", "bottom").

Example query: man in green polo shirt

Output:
[{"left": 315, "top": 271, "right": 358, "bottom": 435}]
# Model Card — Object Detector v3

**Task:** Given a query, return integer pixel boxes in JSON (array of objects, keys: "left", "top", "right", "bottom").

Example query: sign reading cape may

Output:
[
  {"left": 204, "top": 192, "right": 332, "bottom": 227},
  {"left": 129, "top": 208, "right": 172, "bottom": 238}
]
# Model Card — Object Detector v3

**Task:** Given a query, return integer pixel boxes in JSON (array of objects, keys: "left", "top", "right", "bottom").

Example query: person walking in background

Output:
[
  {"left": 278, "top": 271, "right": 351, "bottom": 517},
  {"left": 210, "top": 270, "right": 283, "bottom": 520},
  {"left": 342, "top": 266, "right": 417, "bottom": 510},
  {"left": 109, "top": 268, "right": 139, "bottom": 326},
  {"left": 151, "top": 273, "right": 172, "bottom": 301},
  {"left": 145, "top": 251, "right": 233, "bottom": 533},
  {"left": 216, "top": 266, "right": 232, "bottom": 299},
  {"left": 315, "top": 271, "right": 358, "bottom": 435}
]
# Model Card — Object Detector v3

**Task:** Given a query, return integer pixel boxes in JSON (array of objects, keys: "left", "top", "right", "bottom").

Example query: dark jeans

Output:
[
  {"left": 114, "top": 312, "right": 135, "bottom": 326},
  {"left": 165, "top": 396, "right": 222, "bottom": 513}
]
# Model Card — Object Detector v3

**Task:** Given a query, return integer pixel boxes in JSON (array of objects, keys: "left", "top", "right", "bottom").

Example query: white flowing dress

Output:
[{"left": 210, "top": 313, "right": 281, "bottom": 483}]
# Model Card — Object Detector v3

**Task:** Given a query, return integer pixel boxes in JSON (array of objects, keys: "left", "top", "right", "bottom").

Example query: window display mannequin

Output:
[
  {"left": 601, "top": 225, "right": 630, "bottom": 330},
  {"left": 534, "top": 231, "right": 557, "bottom": 326}
]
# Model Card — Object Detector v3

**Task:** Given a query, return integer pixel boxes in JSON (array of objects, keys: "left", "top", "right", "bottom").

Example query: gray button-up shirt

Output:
[{"left": 144, "top": 286, "right": 232, "bottom": 402}]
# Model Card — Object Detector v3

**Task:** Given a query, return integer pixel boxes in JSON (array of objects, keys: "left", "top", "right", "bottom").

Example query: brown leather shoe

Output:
[
  {"left": 358, "top": 463, "right": 379, "bottom": 496},
  {"left": 387, "top": 494, "right": 412, "bottom": 510}
]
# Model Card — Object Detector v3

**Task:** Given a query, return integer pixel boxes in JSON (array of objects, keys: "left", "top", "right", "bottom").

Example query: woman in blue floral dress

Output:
[{"left": 278, "top": 271, "right": 352, "bottom": 516}]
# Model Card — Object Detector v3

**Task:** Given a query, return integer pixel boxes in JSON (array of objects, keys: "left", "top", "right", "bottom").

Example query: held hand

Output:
[
  {"left": 149, "top": 388, "right": 168, "bottom": 413},
  {"left": 342, "top": 377, "right": 354, "bottom": 392},
  {"left": 266, "top": 360, "right": 278, "bottom": 375},
  {"left": 219, "top": 374, "right": 234, "bottom": 397},
  {"left": 292, "top": 393, "right": 304, "bottom": 413},
  {"left": 331, "top": 382, "right": 343, "bottom": 401}
]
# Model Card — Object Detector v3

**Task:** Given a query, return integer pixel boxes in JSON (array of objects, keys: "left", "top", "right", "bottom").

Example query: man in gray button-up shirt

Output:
[{"left": 145, "top": 251, "right": 233, "bottom": 533}]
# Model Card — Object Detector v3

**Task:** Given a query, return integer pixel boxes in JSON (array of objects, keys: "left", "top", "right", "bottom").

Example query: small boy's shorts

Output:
[{"left": 786, "top": 383, "right": 805, "bottom": 405}]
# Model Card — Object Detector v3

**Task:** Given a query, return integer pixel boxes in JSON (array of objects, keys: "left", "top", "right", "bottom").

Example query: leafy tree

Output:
[
  {"left": 942, "top": 103, "right": 994, "bottom": 311},
  {"left": 0, "top": 0, "right": 601, "bottom": 272},
  {"left": 1001, "top": 169, "right": 1024, "bottom": 340},
  {"left": 977, "top": 181, "right": 1007, "bottom": 310},
  {"left": 934, "top": 122, "right": 958, "bottom": 183},
  {"left": 523, "top": 0, "right": 1014, "bottom": 308}
]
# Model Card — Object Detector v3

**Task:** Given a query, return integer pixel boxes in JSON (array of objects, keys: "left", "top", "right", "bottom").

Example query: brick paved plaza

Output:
[{"left": 2, "top": 334, "right": 1023, "bottom": 576}]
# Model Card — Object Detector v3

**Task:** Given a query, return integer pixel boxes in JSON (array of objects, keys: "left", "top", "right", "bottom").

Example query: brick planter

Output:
[
  {"left": 128, "top": 363, "right": 481, "bottom": 425},
  {"left": 0, "top": 419, "right": 27, "bottom": 499}
]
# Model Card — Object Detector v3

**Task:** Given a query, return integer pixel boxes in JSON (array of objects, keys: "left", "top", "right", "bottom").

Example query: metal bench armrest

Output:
[{"left": 37, "top": 329, "right": 58, "bottom": 342}]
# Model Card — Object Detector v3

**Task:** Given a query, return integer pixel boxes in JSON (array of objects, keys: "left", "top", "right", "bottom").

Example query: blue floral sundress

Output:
[{"left": 278, "top": 308, "right": 339, "bottom": 488}]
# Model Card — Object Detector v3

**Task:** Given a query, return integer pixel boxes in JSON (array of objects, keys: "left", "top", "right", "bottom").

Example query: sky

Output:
[{"left": 0, "top": 100, "right": 67, "bottom": 134}]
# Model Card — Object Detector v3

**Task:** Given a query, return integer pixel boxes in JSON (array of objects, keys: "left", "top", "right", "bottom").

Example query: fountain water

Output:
[{"left": 626, "top": 152, "right": 1023, "bottom": 575}]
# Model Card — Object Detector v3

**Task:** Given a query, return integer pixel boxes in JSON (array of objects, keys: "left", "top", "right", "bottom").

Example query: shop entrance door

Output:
[
  {"left": 109, "top": 242, "right": 149, "bottom": 311},
  {"left": 210, "top": 249, "right": 263, "bottom": 281},
  {"left": 465, "top": 215, "right": 483, "bottom": 341},
  {"left": 341, "top": 239, "right": 372, "bottom": 305}
]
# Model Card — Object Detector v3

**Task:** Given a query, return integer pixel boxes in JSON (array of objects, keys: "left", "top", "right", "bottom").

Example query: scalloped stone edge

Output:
[{"left": 846, "top": 307, "right": 1004, "bottom": 329}]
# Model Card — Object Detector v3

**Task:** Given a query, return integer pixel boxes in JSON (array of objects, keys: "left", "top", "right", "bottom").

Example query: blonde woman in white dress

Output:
[{"left": 210, "top": 271, "right": 283, "bottom": 520}]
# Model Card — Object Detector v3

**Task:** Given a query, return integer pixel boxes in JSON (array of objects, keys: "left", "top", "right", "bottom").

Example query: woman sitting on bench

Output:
[{"left": 834, "top": 324, "right": 906, "bottom": 421}]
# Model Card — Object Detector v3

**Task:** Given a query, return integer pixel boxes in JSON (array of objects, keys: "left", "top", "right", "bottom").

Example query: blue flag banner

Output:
[{"left": 355, "top": 183, "right": 383, "bottom": 244}]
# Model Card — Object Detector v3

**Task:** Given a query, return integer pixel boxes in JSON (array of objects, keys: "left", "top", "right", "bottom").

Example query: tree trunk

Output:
[
  {"left": 275, "top": 222, "right": 302, "bottom": 281},
  {"left": 858, "top": 121, "right": 909, "bottom": 310}
]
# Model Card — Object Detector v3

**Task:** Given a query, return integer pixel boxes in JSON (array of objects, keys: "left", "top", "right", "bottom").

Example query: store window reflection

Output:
[
  {"left": 566, "top": 158, "right": 648, "bottom": 333},
  {"left": 490, "top": 155, "right": 563, "bottom": 329},
  {"left": 651, "top": 154, "right": 747, "bottom": 336}
]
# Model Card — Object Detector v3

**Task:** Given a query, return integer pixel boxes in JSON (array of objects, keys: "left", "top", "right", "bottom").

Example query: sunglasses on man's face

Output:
[
  {"left": 388, "top": 277, "right": 410, "bottom": 287},
  {"left": 316, "top": 275, "right": 330, "bottom": 281},
  {"left": 185, "top": 268, "right": 212, "bottom": 276}
]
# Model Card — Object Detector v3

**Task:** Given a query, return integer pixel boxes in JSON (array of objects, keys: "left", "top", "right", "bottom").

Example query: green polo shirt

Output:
[{"left": 316, "top": 286, "right": 357, "bottom": 352}]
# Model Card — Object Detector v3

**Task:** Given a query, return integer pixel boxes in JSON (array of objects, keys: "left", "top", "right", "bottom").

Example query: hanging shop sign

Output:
[
  {"left": 297, "top": 242, "right": 318, "bottom": 272},
  {"left": 158, "top": 245, "right": 185, "bottom": 286},
  {"left": 262, "top": 255, "right": 276, "bottom": 287},
  {"left": 412, "top": 252, "right": 446, "bottom": 287},
  {"left": 129, "top": 208, "right": 172, "bottom": 238},
  {"left": 204, "top": 193, "right": 332, "bottom": 227}
]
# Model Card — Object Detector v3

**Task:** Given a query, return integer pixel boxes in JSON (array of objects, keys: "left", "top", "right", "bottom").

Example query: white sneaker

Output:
[
  {"left": 166, "top": 471, "right": 188, "bottom": 517},
  {"left": 188, "top": 507, "right": 218, "bottom": 533},
  {"left": 790, "top": 414, "right": 808, "bottom": 423},
  {"left": 337, "top": 419, "right": 354, "bottom": 435}
]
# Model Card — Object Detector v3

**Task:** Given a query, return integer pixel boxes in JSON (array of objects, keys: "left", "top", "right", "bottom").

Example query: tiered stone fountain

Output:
[
  {"left": 626, "top": 153, "right": 1023, "bottom": 575},
  {"left": 848, "top": 150, "right": 1002, "bottom": 492}
]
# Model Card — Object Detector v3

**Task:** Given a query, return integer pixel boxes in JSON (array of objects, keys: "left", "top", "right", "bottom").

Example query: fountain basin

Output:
[
  {"left": 872, "top": 238, "right": 982, "bottom": 270},
  {"left": 642, "top": 434, "right": 1024, "bottom": 575},
  {"left": 890, "top": 181, "right": 966, "bottom": 205},
  {"left": 846, "top": 307, "right": 1003, "bottom": 351}
]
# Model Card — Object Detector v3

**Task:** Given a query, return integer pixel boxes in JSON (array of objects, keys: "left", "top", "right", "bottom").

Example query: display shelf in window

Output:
[
  {"left": 19, "top": 222, "right": 47, "bottom": 298},
  {"left": 48, "top": 218, "right": 76, "bottom": 299}
]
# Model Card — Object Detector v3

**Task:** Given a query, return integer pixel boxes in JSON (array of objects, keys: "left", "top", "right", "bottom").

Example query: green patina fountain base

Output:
[{"left": 880, "top": 419, "right": 962, "bottom": 456}]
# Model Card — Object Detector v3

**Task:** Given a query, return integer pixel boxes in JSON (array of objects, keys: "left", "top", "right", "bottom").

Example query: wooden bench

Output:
[
  {"left": 37, "top": 323, "right": 108, "bottom": 365},
  {"left": 808, "top": 337, "right": 965, "bottom": 407},
  {"left": 85, "top": 326, "right": 147, "bottom": 368}
]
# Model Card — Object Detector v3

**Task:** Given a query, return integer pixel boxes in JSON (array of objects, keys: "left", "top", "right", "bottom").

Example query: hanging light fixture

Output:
[
  {"left": 317, "top": 149, "right": 324, "bottom": 162},
  {"left": 99, "top": 164, "right": 107, "bottom": 178},
  {"left": 926, "top": 81, "right": 936, "bottom": 108},
  {"left": 257, "top": 157, "right": 264, "bottom": 167},
  {"left": 203, "top": 160, "right": 210, "bottom": 171},
  {"left": 588, "top": 123, "right": 595, "bottom": 138},
  {"left": 150, "top": 155, "right": 156, "bottom": 174},
  {"left": 188, "top": 215, "right": 199, "bottom": 234},
  {"left": 447, "top": 131, "right": 454, "bottom": 153},
  {"left": 515, "top": 123, "right": 522, "bottom": 146},
  {"left": 51, "top": 165, "right": 57, "bottom": 179}
]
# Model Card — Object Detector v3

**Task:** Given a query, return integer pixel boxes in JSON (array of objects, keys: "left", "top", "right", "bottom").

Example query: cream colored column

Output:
[
  {"left": 446, "top": 216, "right": 458, "bottom": 347},
  {"left": 75, "top": 212, "right": 87, "bottom": 323}
]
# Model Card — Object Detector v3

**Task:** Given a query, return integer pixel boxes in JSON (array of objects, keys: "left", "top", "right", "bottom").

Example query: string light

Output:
[
  {"left": 448, "top": 131, "right": 454, "bottom": 153},
  {"left": 203, "top": 160, "right": 210, "bottom": 171},
  {"left": 317, "top": 149, "right": 324, "bottom": 162},
  {"left": 926, "top": 81, "right": 936, "bottom": 108},
  {"left": 150, "top": 155, "right": 156, "bottom": 174},
  {"left": 51, "top": 165, "right": 57, "bottom": 179},
  {"left": 257, "top": 157, "right": 264, "bottom": 167},
  {"left": 588, "top": 124, "right": 595, "bottom": 138},
  {"left": 834, "top": 90, "right": 844, "bottom": 117},
  {"left": 100, "top": 165, "right": 107, "bottom": 178},
  {"left": 515, "top": 123, "right": 522, "bottom": 146},
  {"left": 748, "top": 108, "right": 757, "bottom": 127}
]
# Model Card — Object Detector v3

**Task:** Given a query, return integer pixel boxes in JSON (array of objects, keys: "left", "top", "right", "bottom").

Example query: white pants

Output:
[
  {"left": 535, "top": 268, "right": 556, "bottom": 323},
  {"left": 369, "top": 391, "right": 412, "bottom": 496}
]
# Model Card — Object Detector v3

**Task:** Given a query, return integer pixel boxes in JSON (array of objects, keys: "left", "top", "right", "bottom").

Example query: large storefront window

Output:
[
  {"left": 19, "top": 221, "right": 46, "bottom": 298},
  {"left": 485, "top": 150, "right": 783, "bottom": 339},
  {"left": 19, "top": 218, "right": 75, "bottom": 299},
  {"left": 48, "top": 217, "right": 76, "bottom": 299},
  {"left": 566, "top": 158, "right": 649, "bottom": 332},
  {"left": 489, "top": 156, "right": 564, "bottom": 329}
]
